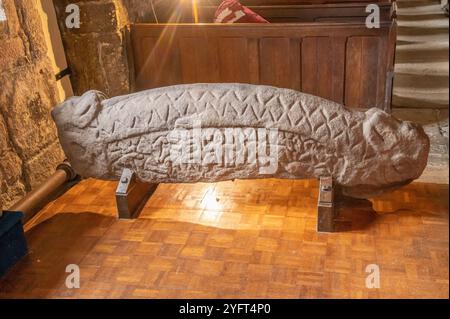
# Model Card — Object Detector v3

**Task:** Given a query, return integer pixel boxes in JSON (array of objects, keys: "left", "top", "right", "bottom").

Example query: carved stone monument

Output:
[{"left": 52, "top": 83, "right": 429, "bottom": 199}]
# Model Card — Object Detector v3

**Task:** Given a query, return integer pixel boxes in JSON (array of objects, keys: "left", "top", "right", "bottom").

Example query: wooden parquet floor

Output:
[{"left": 0, "top": 178, "right": 448, "bottom": 299}]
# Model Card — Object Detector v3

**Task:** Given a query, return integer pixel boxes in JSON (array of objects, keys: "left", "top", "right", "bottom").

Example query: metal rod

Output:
[{"left": 8, "top": 161, "right": 78, "bottom": 223}]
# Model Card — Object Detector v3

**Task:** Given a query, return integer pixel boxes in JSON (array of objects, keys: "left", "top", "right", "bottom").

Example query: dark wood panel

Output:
[
  {"left": 218, "top": 38, "right": 250, "bottom": 83},
  {"left": 317, "top": 37, "right": 333, "bottom": 100},
  {"left": 198, "top": 37, "right": 221, "bottom": 82},
  {"left": 301, "top": 37, "right": 319, "bottom": 95},
  {"left": 179, "top": 38, "right": 198, "bottom": 83},
  {"left": 345, "top": 36, "right": 363, "bottom": 107},
  {"left": 301, "top": 37, "right": 335, "bottom": 100},
  {"left": 361, "top": 37, "right": 381, "bottom": 107},
  {"left": 260, "top": 37, "right": 292, "bottom": 88},
  {"left": 289, "top": 38, "right": 302, "bottom": 91},
  {"left": 134, "top": 37, "right": 157, "bottom": 89},
  {"left": 248, "top": 38, "right": 261, "bottom": 84},
  {"left": 135, "top": 34, "right": 182, "bottom": 89},
  {"left": 331, "top": 37, "right": 346, "bottom": 104},
  {"left": 345, "top": 36, "right": 383, "bottom": 108}
]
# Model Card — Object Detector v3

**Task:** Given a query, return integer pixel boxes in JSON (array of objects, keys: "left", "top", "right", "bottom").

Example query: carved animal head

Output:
[
  {"left": 52, "top": 90, "right": 111, "bottom": 179},
  {"left": 341, "top": 108, "right": 430, "bottom": 198}
]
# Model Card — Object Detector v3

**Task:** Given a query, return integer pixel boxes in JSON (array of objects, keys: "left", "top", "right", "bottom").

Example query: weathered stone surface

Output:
[
  {"left": 53, "top": 84, "right": 430, "bottom": 198},
  {"left": 0, "top": 113, "right": 26, "bottom": 208},
  {"left": 0, "top": 114, "right": 23, "bottom": 187},
  {"left": 24, "top": 141, "right": 66, "bottom": 189},
  {"left": 61, "top": 32, "right": 130, "bottom": 96},
  {"left": 52, "top": 0, "right": 192, "bottom": 97},
  {"left": 53, "top": 0, "right": 130, "bottom": 96},
  {"left": 0, "top": 37, "right": 27, "bottom": 72},
  {"left": 54, "top": 0, "right": 119, "bottom": 34},
  {"left": 0, "top": 63, "right": 60, "bottom": 160},
  {"left": 0, "top": 0, "right": 65, "bottom": 208},
  {"left": 0, "top": 0, "right": 20, "bottom": 40}
]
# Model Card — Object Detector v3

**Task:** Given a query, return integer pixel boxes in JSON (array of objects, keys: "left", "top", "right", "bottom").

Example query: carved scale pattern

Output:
[{"left": 52, "top": 83, "right": 429, "bottom": 197}]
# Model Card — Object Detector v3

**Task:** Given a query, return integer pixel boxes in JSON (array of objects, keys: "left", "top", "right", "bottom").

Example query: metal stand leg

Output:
[
  {"left": 115, "top": 168, "right": 158, "bottom": 219},
  {"left": 317, "top": 176, "right": 335, "bottom": 232}
]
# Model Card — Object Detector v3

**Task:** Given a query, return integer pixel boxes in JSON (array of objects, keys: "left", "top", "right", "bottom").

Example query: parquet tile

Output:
[{"left": 0, "top": 178, "right": 448, "bottom": 298}]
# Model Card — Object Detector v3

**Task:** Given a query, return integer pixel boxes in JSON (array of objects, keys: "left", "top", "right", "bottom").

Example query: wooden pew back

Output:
[{"left": 128, "top": 22, "right": 396, "bottom": 110}]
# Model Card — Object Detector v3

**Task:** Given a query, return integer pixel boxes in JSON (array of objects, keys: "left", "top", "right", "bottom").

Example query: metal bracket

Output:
[
  {"left": 55, "top": 67, "right": 71, "bottom": 81},
  {"left": 317, "top": 176, "right": 336, "bottom": 232},
  {"left": 115, "top": 168, "right": 158, "bottom": 219}
]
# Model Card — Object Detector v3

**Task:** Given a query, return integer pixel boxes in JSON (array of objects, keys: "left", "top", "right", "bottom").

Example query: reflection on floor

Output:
[{"left": 0, "top": 178, "right": 448, "bottom": 299}]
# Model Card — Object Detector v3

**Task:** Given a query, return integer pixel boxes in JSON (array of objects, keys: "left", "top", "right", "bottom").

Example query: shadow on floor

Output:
[
  {"left": 334, "top": 197, "right": 378, "bottom": 232},
  {"left": 0, "top": 212, "right": 115, "bottom": 298}
]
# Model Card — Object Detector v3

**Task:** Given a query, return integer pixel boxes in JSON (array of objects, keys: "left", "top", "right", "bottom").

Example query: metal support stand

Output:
[
  {"left": 115, "top": 168, "right": 158, "bottom": 219},
  {"left": 317, "top": 176, "right": 336, "bottom": 232}
]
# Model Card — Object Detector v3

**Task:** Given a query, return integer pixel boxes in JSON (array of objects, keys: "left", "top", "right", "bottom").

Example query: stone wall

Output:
[
  {"left": 0, "top": 0, "right": 65, "bottom": 209},
  {"left": 53, "top": 0, "right": 131, "bottom": 96},
  {"left": 52, "top": 0, "right": 192, "bottom": 97}
]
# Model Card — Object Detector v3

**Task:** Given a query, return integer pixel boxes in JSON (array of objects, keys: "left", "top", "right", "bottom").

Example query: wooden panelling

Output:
[
  {"left": 248, "top": 38, "right": 261, "bottom": 84},
  {"left": 289, "top": 38, "right": 302, "bottom": 91},
  {"left": 301, "top": 37, "right": 333, "bottom": 99},
  {"left": 331, "top": 37, "right": 346, "bottom": 104},
  {"left": 147, "top": 1, "right": 394, "bottom": 24},
  {"left": 260, "top": 37, "right": 292, "bottom": 88},
  {"left": 135, "top": 33, "right": 182, "bottom": 89},
  {"left": 218, "top": 38, "right": 250, "bottom": 83},
  {"left": 345, "top": 36, "right": 382, "bottom": 108},
  {"left": 180, "top": 37, "right": 220, "bottom": 83},
  {"left": 130, "top": 22, "right": 396, "bottom": 110}
]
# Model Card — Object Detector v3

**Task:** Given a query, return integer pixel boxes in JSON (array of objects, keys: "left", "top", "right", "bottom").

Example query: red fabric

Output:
[{"left": 214, "top": 0, "right": 269, "bottom": 23}]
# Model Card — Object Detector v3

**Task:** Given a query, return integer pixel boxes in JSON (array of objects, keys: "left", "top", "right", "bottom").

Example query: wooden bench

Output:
[
  {"left": 127, "top": 20, "right": 396, "bottom": 111},
  {"left": 146, "top": 0, "right": 396, "bottom": 23},
  {"left": 195, "top": 1, "right": 395, "bottom": 23}
]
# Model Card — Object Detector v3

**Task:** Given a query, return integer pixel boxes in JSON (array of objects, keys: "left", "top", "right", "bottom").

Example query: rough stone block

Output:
[
  {"left": 0, "top": 180, "right": 26, "bottom": 210},
  {"left": 0, "top": 117, "right": 23, "bottom": 194},
  {"left": 0, "top": 64, "right": 60, "bottom": 160},
  {"left": 0, "top": 151, "right": 23, "bottom": 188},
  {"left": 0, "top": 114, "right": 10, "bottom": 152},
  {"left": 0, "top": 130, "right": 25, "bottom": 208},
  {"left": 62, "top": 32, "right": 130, "bottom": 96},
  {"left": 24, "top": 141, "right": 65, "bottom": 189},
  {"left": 14, "top": 0, "right": 50, "bottom": 62},
  {"left": 0, "top": 37, "right": 27, "bottom": 72},
  {"left": 0, "top": 0, "right": 21, "bottom": 39},
  {"left": 55, "top": 0, "right": 119, "bottom": 34},
  {"left": 120, "top": 0, "right": 161, "bottom": 23}
]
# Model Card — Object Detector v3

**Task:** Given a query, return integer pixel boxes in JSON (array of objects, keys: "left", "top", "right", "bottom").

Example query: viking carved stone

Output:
[{"left": 52, "top": 83, "right": 429, "bottom": 198}]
